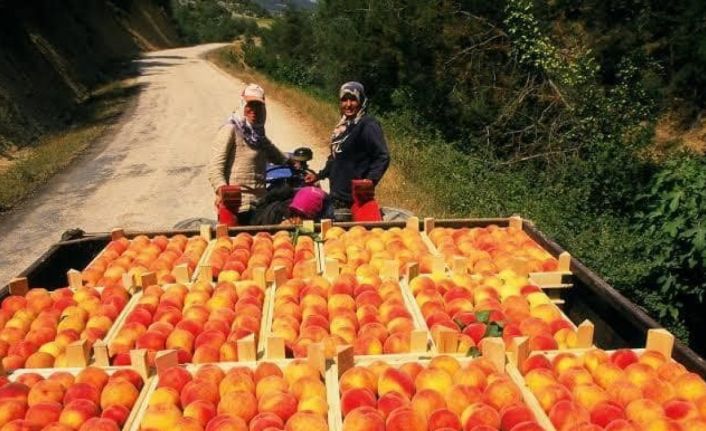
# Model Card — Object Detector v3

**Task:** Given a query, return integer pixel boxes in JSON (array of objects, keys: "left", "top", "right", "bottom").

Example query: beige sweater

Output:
[{"left": 208, "top": 123, "right": 287, "bottom": 212}]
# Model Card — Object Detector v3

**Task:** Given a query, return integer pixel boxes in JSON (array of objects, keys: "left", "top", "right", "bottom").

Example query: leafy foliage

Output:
[
  {"left": 170, "top": 0, "right": 261, "bottom": 43},
  {"left": 634, "top": 155, "right": 706, "bottom": 340}
]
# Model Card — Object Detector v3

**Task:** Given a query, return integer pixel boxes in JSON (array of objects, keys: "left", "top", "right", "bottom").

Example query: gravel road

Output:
[{"left": 0, "top": 44, "right": 326, "bottom": 286}]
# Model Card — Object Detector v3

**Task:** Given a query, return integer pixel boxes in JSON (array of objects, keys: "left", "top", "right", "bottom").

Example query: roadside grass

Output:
[
  {"left": 206, "top": 44, "right": 446, "bottom": 216},
  {"left": 0, "top": 79, "right": 139, "bottom": 211}
]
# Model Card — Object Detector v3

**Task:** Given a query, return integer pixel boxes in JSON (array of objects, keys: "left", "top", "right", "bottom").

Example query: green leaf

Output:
[
  {"left": 475, "top": 310, "right": 491, "bottom": 324},
  {"left": 466, "top": 346, "right": 481, "bottom": 358},
  {"left": 453, "top": 318, "right": 467, "bottom": 331},
  {"left": 485, "top": 322, "right": 503, "bottom": 338}
]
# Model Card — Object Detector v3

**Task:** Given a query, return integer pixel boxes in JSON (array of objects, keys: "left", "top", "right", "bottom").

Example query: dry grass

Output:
[
  {"left": 0, "top": 79, "right": 138, "bottom": 211},
  {"left": 205, "top": 44, "right": 442, "bottom": 217}
]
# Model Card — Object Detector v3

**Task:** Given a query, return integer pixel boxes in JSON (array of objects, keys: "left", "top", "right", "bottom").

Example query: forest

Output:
[{"left": 173, "top": 0, "right": 706, "bottom": 354}]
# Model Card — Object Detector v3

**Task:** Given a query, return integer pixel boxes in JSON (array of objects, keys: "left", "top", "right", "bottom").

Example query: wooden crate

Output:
[
  {"left": 423, "top": 216, "right": 573, "bottom": 304},
  {"left": 318, "top": 218, "right": 445, "bottom": 281},
  {"left": 263, "top": 264, "right": 431, "bottom": 360},
  {"left": 195, "top": 223, "right": 321, "bottom": 284},
  {"left": 2, "top": 275, "right": 143, "bottom": 372},
  {"left": 506, "top": 328, "right": 682, "bottom": 431},
  {"left": 128, "top": 345, "right": 335, "bottom": 431},
  {"left": 80, "top": 227, "right": 210, "bottom": 288},
  {"left": 95, "top": 271, "right": 268, "bottom": 366},
  {"left": 6, "top": 352, "right": 154, "bottom": 431},
  {"left": 400, "top": 267, "right": 594, "bottom": 356},
  {"left": 327, "top": 338, "right": 554, "bottom": 431}
]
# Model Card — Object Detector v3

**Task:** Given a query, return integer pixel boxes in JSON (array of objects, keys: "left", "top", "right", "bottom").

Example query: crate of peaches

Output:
[
  {"left": 134, "top": 347, "right": 334, "bottom": 431},
  {"left": 102, "top": 273, "right": 268, "bottom": 366},
  {"left": 319, "top": 218, "right": 445, "bottom": 279},
  {"left": 509, "top": 329, "right": 706, "bottom": 431},
  {"left": 0, "top": 361, "right": 151, "bottom": 431},
  {"left": 200, "top": 228, "right": 319, "bottom": 284},
  {"left": 426, "top": 217, "right": 570, "bottom": 279},
  {"left": 81, "top": 229, "right": 209, "bottom": 288},
  {"left": 328, "top": 338, "right": 553, "bottom": 431},
  {"left": 0, "top": 276, "right": 135, "bottom": 371},
  {"left": 264, "top": 261, "right": 429, "bottom": 360},
  {"left": 405, "top": 270, "right": 593, "bottom": 356}
]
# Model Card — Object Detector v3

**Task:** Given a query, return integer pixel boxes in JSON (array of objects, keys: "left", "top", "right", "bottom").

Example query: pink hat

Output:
[{"left": 290, "top": 187, "right": 326, "bottom": 218}]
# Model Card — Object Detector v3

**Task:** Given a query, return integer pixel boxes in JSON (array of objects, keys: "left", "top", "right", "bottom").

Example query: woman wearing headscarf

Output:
[
  {"left": 306, "top": 82, "right": 390, "bottom": 217},
  {"left": 208, "top": 83, "right": 289, "bottom": 225}
]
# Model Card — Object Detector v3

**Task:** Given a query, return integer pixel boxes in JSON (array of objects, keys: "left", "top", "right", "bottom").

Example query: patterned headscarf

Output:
[
  {"left": 330, "top": 81, "right": 368, "bottom": 157},
  {"left": 228, "top": 84, "right": 268, "bottom": 149}
]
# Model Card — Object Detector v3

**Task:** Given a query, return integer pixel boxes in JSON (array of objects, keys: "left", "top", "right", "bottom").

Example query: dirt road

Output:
[{"left": 0, "top": 44, "right": 325, "bottom": 286}]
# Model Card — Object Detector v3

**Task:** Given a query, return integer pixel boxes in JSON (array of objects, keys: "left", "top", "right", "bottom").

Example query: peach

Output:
[
  {"left": 427, "top": 408, "right": 461, "bottom": 431},
  {"left": 181, "top": 380, "right": 220, "bottom": 407},
  {"left": 158, "top": 366, "right": 192, "bottom": 393},
  {"left": 483, "top": 379, "right": 521, "bottom": 411},
  {"left": 445, "top": 385, "right": 483, "bottom": 417},
  {"left": 257, "top": 391, "right": 298, "bottom": 422},
  {"left": 101, "top": 404, "right": 130, "bottom": 426},
  {"left": 593, "top": 363, "right": 625, "bottom": 390},
  {"left": 183, "top": 400, "right": 217, "bottom": 427},
  {"left": 15, "top": 373, "right": 43, "bottom": 388},
  {"left": 642, "top": 378, "right": 676, "bottom": 403},
  {"left": 167, "top": 329, "right": 196, "bottom": 352},
  {"left": 500, "top": 405, "right": 535, "bottom": 431},
  {"left": 254, "top": 362, "right": 284, "bottom": 383},
  {"left": 27, "top": 379, "right": 65, "bottom": 406},
  {"left": 173, "top": 416, "right": 204, "bottom": 431},
  {"left": 383, "top": 332, "right": 411, "bottom": 354},
  {"left": 204, "top": 414, "right": 248, "bottom": 431},
  {"left": 255, "top": 376, "right": 288, "bottom": 400},
  {"left": 0, "top": 383, "right": 30, "bottom": 404},
  {"left": 25, "top": 401, "right": 62, "bottom": 429},
  {"left": 508, "top": 422, "right": 545, "bottom": 431},
  {"left": 0, "top": 400, "right": 26, "bottom": 427},
  {"left": 290, "top": 376, "right": 326, "bottom": 401},
  {"left": 149, "top": 387, "right": 180, "bottom": 407},
  {"left": 385, "top": 406, "right": 426, "bottom": 431},
  {"left": 250, "top": 412, "right": 284, "bottom": 431},
  {"left": 75, "top": 367, "right": 109, "bottom": 392},
  {"left": 411, "top": 389, "right": 446, "bottom": 421},
  {"left": 377, "top": 391, "right": 410, "bottom": 419},
  {"left": 658, "top": 361, "right": 688, "bottom": 382},
  {"left": 219, "top": 368, "right": 255, "bottom": 396},
  {"left": 297, "top": 395, "right": 327, "bottom": 416},
  {"left": 559, "top": 368, "right": 594, "bottom": 391},
  {"left": 141, "top": 403, "right": 183, "bottom": 430},
  {"left": 524, "top": 369, "right": 557, "bottom": 394},
  {"left": 605, "top": 381, "right": 642, "bottom": 407},
  {"left": 429, "top": 356, "right": 461, "bottom": 377},
  {"left": 339, "top": 367, "right": 377, "bottom": 395},
  {"left": 573, "top": 384, "right": 609, "bottom": 413},
  {"left": 415, "top": 368, "right": 453, "bottom": 397},
  {"left": 42, "top": 422, "right": 75, "bottom": 430},
  {"left": 340, "top": 388, "right": 377, "bottom": 416},
  {"left": 643, "top": 418, "right": 683, "bottom": 431},
  {"left": 283, "top": 360, "right": 319, "bottom": 387},
  {"left": 683, "top": 419, "right": 706, "bottom": 431},
  {"left": 193, "top": 346, "right": 220, "bottom": 364},
  {"left": 195, "top": 365, "right": 226, "bottom": 388},
  {"left": 285, "top": 411, "right": 328, "bottom": 431},
  {"left": 520, "top": 355, "right": 552, "bottom": 376},
  {"left": 625, "top": 398, "right": 664, "bottom": 426},
  {"left": 77, "top": 417, "right": 121, "bottom": 431},
  {"left": 664, "top": 399, "right": 699, "bottom": 422},
  {"left": 675, "top": 373, "right": 706, "bottom": 402},
  {"left": 590, "top": 401, "right": 625, "bottom": 427},
  {"left": 100, "top": 379, "right": 138, "bottom": 410},
  {"left": 354, "top": 334, "right": 384, "bottom": 355},
  {"left": 59, "top": 399, "right": 99, "bottom": 429},
  {"left": 461, "top": 402, "right": 501, "bottom": 429},
  {"left": 63, "top": 383, "right": 100, "bottom": 405},
  {"left": 547, "top": 400, "right": 590, "bottom": 431},
  {"left": 217, "top": 391, "right": 258, "bottom": 423},
  {"left": 610, "top": 350, "right": 639, "bottom": 369},
  {"left": 534, "top": 383, "right": 572, "bottom": 412},
  {"left": 379, "top": 368, "right": 415, "bottom": 400},
  {"left": 604, "top": 419, "right": 638, "bottom": 431}
]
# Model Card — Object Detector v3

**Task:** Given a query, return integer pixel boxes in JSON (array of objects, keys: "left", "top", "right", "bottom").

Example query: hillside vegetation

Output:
[
  {"left": 211, "top": 1, "right": 706, "bottom": 353},
  {"left": 0, "top": 0, "right": 178, "bottom": 153}
]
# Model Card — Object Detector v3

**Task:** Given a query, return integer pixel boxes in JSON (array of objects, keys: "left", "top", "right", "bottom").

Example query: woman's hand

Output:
[{"left": 304, "top": 172, "right": 318, "bottom": 184}]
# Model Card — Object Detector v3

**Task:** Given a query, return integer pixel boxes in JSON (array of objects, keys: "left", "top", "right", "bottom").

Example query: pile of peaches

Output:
[
  {"left": 141, "top": 361, "right": 328, "bottom": 431},
  {"left": 323, "top": 226, "right": 436, "bottom": 275},
  {"left": 0, "top": 285, "right": 130, "bottom": 370},
  {"left": 428, "top": 226, "right": 559, "bottom": 275},
  {"left": 0, "top": 366, "right": 144, "bottom": 430},
  {"left": 337, "top": 355, "right": 544, "bottom": 431},
  {"left": 409, "top": 274, "right": 582, "bottom": 353},
  {"left": 108, "top": 279, "right": 264, "bottom": 365},
  {"left": 82, "top": 234, "right": 208, "bottom": 287},
  {"left": 271, "top": 271, "right": 418, "bottom": 358},
  {"left": 520, "top": 348, "right": 706, "bottom": 430},
  {"left": 207, "top": 232, "right": 317, "bottom": 283}
]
